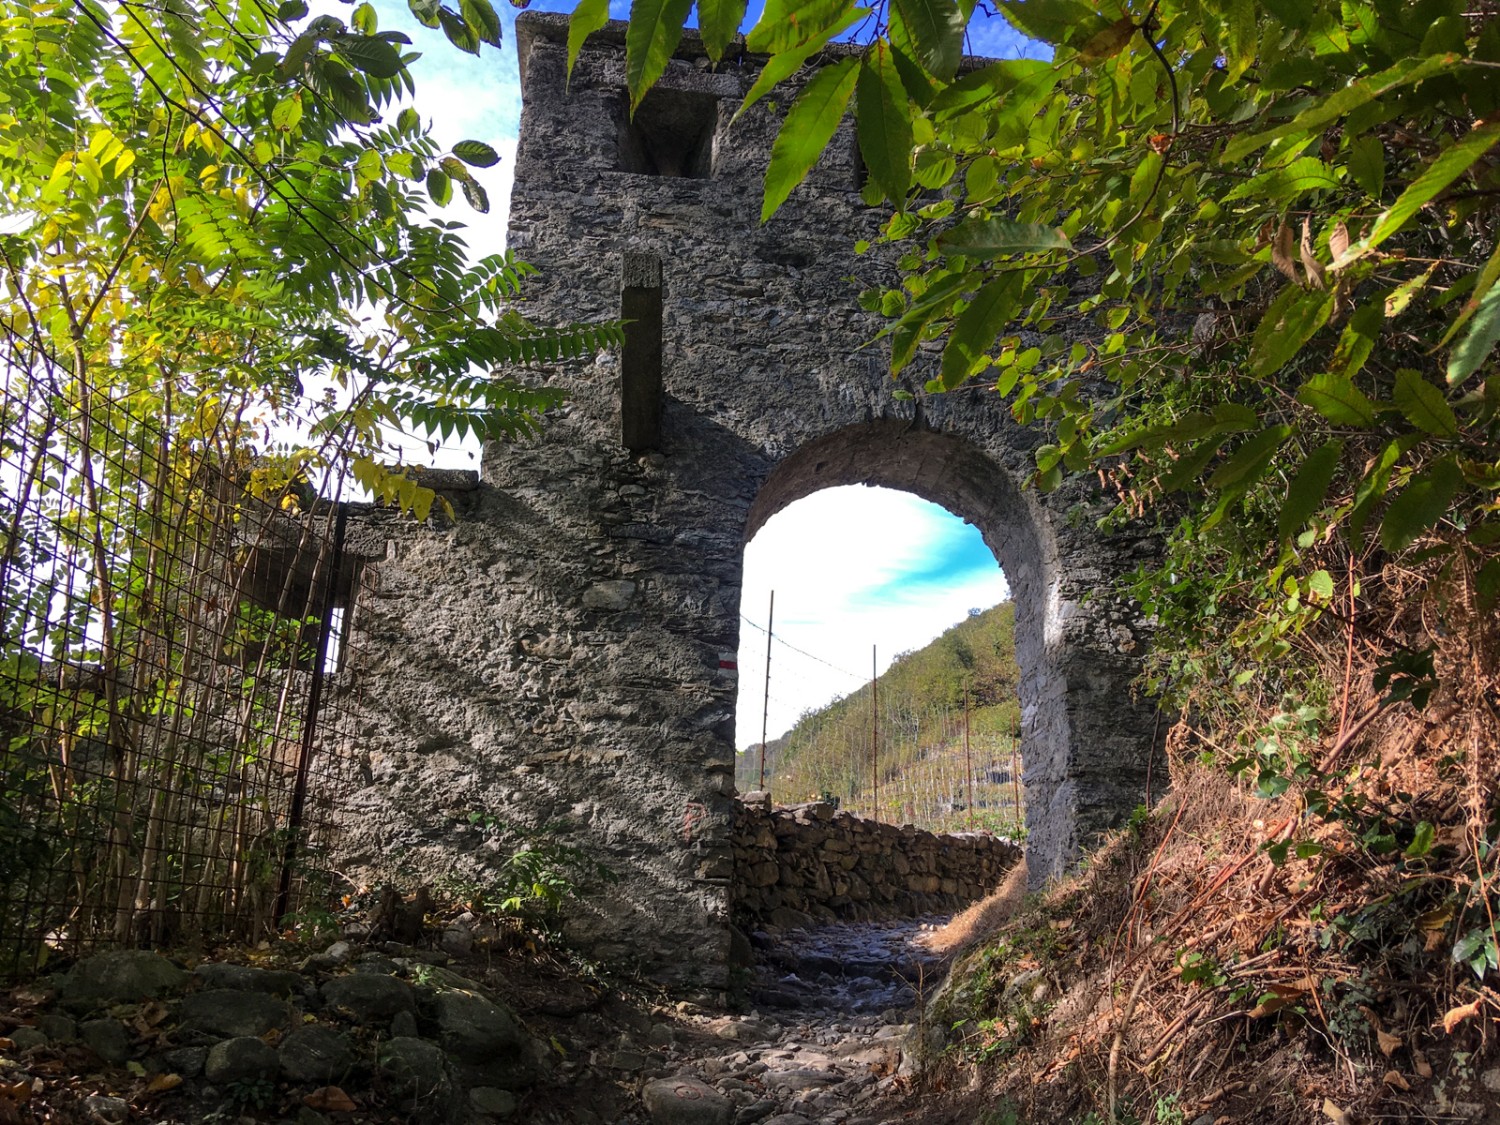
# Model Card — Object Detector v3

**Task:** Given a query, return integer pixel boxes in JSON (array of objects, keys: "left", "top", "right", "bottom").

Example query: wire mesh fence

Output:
[{"left": 0, "top": 358, "right": 364, "bottom": 980}]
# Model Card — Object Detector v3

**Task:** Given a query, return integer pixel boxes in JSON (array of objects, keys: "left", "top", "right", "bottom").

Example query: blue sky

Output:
[{"left": 367, "top": 0, "right": 1018, "bottom": 744}]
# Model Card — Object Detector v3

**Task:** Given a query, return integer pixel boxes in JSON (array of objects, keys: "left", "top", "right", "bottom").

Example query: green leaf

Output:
[
  {"left": 427, "top": 167, "right": 452, "bottom": 206},
  {"left": 762, "top": 57, "right": 858, "bottom": 222},
  {"left": 1448, "top": 282, "right": 1500, "bottom": 386},
  {"left": 1307, "top": 569, "right": 1335, "bottom": 600},
  {"left": 1222, "top": 0, "right": 1255, "bottom": 81},
  {"left": 737, "top": 5, "right": 869, "bottom": 119},
  {"left": 452, "top": 139, "right": 500, "bottom": 167},
  {"left": 890, "top": 0, "right": 966, "bottom": 82},
  {"left": 271, "top": 94, "right": 303, "bottom": 133},
  {"left": 1077, "top": 16, "right": 1134, "bottom": 65},
  {"left": 1347, "top": 133, "right": 1384, "bottom": 197},
  {"left": 439, "top": 5, "right": 482, "bottom": 53},
  {"left": 1159, "top": 434, "right": 1231, "bottom": 493},
  {"left": 996, "top": 0, "right": 1094, "bottom": 46},
  {"left": 1279, "top": 439, "right": 1343, "bottom": 541},
  {"left": 277, "top": 0, "right": 309, "bottom": 19},
  {"left": 1379, "top": 457, "right": 1464, "bottom": 552},
  {"left": 930, "top": 59, "right": 1054, "bottom": 120},
  {"left": 1221, "top": 54, "right": 1457, "bottom": 162},
  {"left": 1405, "top": 820, "right": 1436, "bottom": 858},
  {"left": 461, "top": 0, "right": 503, "bottom": 47},
  {"left": 1349, "top": 436, "right": 1417, "bottom": 549},
  {"left": 1332, "top": 299, "right": 1383, "bottom": 379},
  {"left": 352, "top": 2, "right": 377, "bottom": 35},
  {"left": 568, "top": 0, "right": 610, "bottom": 82},
  {"left": 1206, "top": 425, "right": 1292, "bottom": 491},
  {"left": 1222, "top": 157, "right": 1338, "bottom": 203},
  {"left": 939, "top": 276, "right": 1017, "bottom": 389},
  {"left": 1345, "top": 123, "right": 1500, "bottom": 262},
  {"left": 1297, "top": 371, "right": 1375, "bottom": 426},
  {"left": 1250, "top": 287, "right": 1333, "bottom": 378},
  {"left": 440, "top": 155, "right": 474, "bottom": 182},
  {"left": 397, "top": 106, "right": 421, "bottom": 133},
  {"left": 625, "top": 0, "right": 695, "bottom": 112},
  {"left": 1392, "top": 369, "right": 1458, "bottom": 437},
  {"left": 856, "top": 43, "right": 912, "bottom": 207},
  {"left": 698, "top": 0, "right": 747, "bottom": 62},
  {"left": 937, "top": 217, "right": 1071, "bottom": 257},
  {"left": 409, "top": 0, "right": 442, "bottom": 28},
  {"left": 461, "top": 178, "right": 490, "bottom": 213},
  {"left": 332, "top": 34, "right": 403, "bottom": 79}
]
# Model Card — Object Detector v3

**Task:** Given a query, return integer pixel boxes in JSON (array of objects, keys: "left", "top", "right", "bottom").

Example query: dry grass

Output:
[
  {"left": 920, "top": 858, "right": 1029, "bottom": 958},
  {"left": 921, "top": 575, "right": 1500, "bottom": 1124}
]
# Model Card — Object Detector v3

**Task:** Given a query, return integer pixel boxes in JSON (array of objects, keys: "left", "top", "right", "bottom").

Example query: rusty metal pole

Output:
[
  {"left": 870, "top": 645, "right": 878, "bottom": 821},
  {"left": 759, "top": 590, "right": 774, "bottom": 793},
  {"left": 964, "top": 685, "right": 974, "bottom": 830},
  {"left": 274, "top": 500, "right": 347, "bottom": 928}
]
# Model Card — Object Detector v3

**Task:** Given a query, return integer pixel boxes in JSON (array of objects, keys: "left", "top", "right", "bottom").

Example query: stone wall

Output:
[
  {"left": 731, "top": 798, "right": 1022, "bottom": 929},
  {"left": 323, "top": 13, "right": 1162, "bottom": 988}
]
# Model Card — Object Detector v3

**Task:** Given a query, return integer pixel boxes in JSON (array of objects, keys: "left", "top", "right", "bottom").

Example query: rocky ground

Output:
[{"left": 0, "top": 916, "right": 967, "bottom": 1125}]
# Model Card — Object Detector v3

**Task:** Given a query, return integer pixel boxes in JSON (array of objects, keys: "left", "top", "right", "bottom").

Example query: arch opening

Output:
[
  {"left": 735, "top": 421, "right": 1076, "bottom": 877},
  {"left": 734, "top": 483, "right": 1019, "bottom": 834}
]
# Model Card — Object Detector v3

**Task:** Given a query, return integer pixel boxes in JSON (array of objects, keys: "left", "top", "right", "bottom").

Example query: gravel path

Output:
[{"left": 621, "top": 917, "right": 951, "bottom": 1125}]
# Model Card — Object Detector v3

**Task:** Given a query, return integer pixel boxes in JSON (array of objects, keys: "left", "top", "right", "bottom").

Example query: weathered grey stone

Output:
[
  {"left": 279, "top": 1026, "right": 356, "bottom": 1084},
  {"left": 377, "top": 1036, "right": 451, "bottom": 1113},
  {"left": 432, "top": 989, "right": 523, "bottom": 1063},
  {"left": 8, "top": 1026, "right": 48, "bottom": 1052},
  {"left": 204, "top": 1036, "right": 279, "bottom": 1084},
  {"left": 604, "top": 1048, "right": 647, "bottom": 1071},
  {"left": 60, "top": 950, "right": 187, "bottom": 1011},
  {"left": 642, "top": 1077, "right": 732, "bottom": 1125},
  {"left": 391, "top": 1009, "right": 420, "bottom": 1038},
  {"left": 305, "top": 940, "right": 354, "bottom": 971},
  {"left": 79, "top": 1018, "right": 131, "bottom": 1065},
  {"left": 82, "top": 1094, "right": 130, "bottom": 1123},
  {"left": 179, "top": 989, "right": 292, "bottom": 1038},
  {"left": 468, "top": 1086, "right": 518, "bottom": 1120},
  {"left": 327, "top": 11, "right": 1163, "bottom": 990},
  {"left": 37, "top": 1013, "right": 76, "bottom": 1042},
  {"left": 321, "top": 973, "right": 414, "bottom": 1023},
  {"left": 194, "top": 962, "right": 303, "bottom": 996},
  {"left": 160, "top": 1045, "right": 207, "bottom": 1078}
]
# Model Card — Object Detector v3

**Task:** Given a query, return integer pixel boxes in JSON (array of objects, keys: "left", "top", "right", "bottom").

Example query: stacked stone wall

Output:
[{"left": 731, "top": 799, "right": 1021, "bottom": 928}]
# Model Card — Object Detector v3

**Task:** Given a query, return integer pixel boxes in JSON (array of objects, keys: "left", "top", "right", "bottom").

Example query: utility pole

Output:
[
  {"left": 759, "top": 590, "right": 774, "bottom": 792},
  {"left": 870, "top": 644, "right": 878, "bottom": 821},
  {"left": 964, "top": 685, "right": 974, "bottom": 830}
]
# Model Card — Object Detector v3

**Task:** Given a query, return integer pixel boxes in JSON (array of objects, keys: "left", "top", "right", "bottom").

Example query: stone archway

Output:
[
  {"left": 328, "top": 13, "right": 1161, "bottom": 986},
  {"left": 745, "top": 418, "right": 1156, "bottom": 890}
]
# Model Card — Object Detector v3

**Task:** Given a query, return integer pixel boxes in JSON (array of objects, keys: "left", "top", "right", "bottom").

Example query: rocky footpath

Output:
[
  {"left": 732, "top": 796, "right": 1020, "bottom": 928},
  {"left": 0, "top": 916, "right": 955, "bottom": 1125}
]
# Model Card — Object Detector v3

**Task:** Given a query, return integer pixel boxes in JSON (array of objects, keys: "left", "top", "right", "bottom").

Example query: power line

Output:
[{"left": 739, "top": 613, "right": 865, "bottom": 682}]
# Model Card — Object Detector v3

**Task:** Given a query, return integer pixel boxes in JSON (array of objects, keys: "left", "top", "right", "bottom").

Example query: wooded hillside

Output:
[{"left": 737, "top": 603, "right": 1024, "bottom": 835}]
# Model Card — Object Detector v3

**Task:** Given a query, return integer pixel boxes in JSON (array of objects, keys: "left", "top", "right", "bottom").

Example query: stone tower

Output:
[{"left": 330, "top": 13, "right": 1160, "bottom": 984}]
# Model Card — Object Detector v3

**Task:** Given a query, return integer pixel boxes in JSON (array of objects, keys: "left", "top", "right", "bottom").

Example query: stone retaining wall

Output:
[{"left": 731, "top": 797, "right": 1021, "bottom": 928}]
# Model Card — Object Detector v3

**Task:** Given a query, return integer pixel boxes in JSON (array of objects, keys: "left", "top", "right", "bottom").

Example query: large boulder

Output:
[
  {"left": 431, "top": 990, "right": 523, "bottom": 1063},
  {"left": 377, "top": 1036, "right": 453, "bottom": 1122},
  {"left": 59, "top": 951, "right": 187, "bottom": 1012},
  {"left": 322, "top": 973, "right": 415, "bottom": 1023},
  {"left": 641, "top": 1077, "right": 731, "bottom": 1125},
  {"left": 278, "top": 1025, "right": 357, "bottom": 1085},
  {"left": 179, "top": 989, "right": 292, "bottom": 1038},
  {"left": 204, "top": 1036, "right": 279, "bottom": 1084}
]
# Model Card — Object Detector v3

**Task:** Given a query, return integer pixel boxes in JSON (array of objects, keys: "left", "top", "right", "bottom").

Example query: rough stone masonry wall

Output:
[
  {"left": 732, "top": 800, "right": 1022, "bottom": 929},
  {"left": 324, "top": 14, "right": 1162, "bottom": 988}
]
